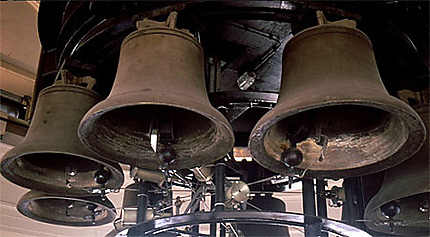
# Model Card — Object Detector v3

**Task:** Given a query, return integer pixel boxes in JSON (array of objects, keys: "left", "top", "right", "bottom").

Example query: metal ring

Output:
[{"left": 127, "top": 211, "right": 371, "bottom": 237}]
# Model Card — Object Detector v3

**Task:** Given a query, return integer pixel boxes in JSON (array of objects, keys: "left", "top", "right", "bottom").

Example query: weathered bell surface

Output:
[
  {"left": 364, "top": 104, "right": 429, "bottom": 236},
  {"left": 249, "top": 24, "right": 426, "bottom": 179},
  {"left": 78, "top": 17, "right": 234, "bottom": 170},
  {"left": 1, "top": 84, "right": 124, "bottom": 196},
  {"left": 17, "top": 190, "right": 116, "bottom": 226},
  {"left": 238, "top": 194, "right": 290, "bottom": 236}
]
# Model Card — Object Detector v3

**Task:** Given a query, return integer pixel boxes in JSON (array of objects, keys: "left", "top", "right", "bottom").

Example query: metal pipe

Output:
[
  {"left": 302, "top": 178, "right": 321, "bottom": 237},
  {"left": 343, "top": 177, "right": 366, "bottom": 230},
  {"left": 316, "top": 179, "right": 328, "bottom": 237},
  {"left": 211, "top": 163, "right": 226, "bottom": 236},
  {"left": 191, "top": 184, "right": 200, "bottom": 234},
  {"left": 137, "top": 181, "right": 149, "bottom": 224},
  {"left": 210, "top": 190, "right": 217, "bottom": 237}
]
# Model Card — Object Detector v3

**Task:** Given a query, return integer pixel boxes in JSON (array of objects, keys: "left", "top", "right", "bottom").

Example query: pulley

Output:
[
  {"left": 1, "top": 78, "right": 124, "bottom": 196},
  {"left": 249, "top": 22, "right": 426, "bottom": 179},
  {"left": 17, "top": 191, "right": 116, "bottom": 226},
  {"left": 78, "top": 12, "right": 234, "bottom": 170},
  {"left": 364, "top": 104, "right": 429, "bottom": 236}
]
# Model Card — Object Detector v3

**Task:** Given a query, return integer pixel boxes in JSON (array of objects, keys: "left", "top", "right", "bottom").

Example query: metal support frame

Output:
[
  {"left": 302, "top": 178, "right": 322, "bottom": 236},
  {"left": 210, "top": 163, "right": 226, "bottom": 237},
  {"left": 127, "top": 211, "right": 372, "bottom": 237},
  {"left": 343, "top": 177, "right": 366, "bottom": 230},
  {"left": 137, "top": 181, "right": 150, "bottom": 224},
  {"left": 191, "top": 183, "right": 200, "bottom": 234},
  {"left": 316, "top": 179, "right": 328, "bottom": 237}
]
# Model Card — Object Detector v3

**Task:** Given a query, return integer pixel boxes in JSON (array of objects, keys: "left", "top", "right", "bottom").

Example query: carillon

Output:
[{"left": 2, "top": 2, "right": 428, "bottom": 236}]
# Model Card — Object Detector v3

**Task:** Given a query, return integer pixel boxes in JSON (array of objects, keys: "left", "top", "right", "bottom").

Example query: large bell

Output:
[
  {"left": 364, "top": 104, "right": 429, "bottom": 236},
  {"left": 78, "top": 16, "right": 234, "bottom": 170},
  {"left": 1, "top": 84, "right": 124, "bottom": 196},
  {"left": 249, "top": 24, "right": 426, "bottom": 179},
  {"left": 238, "top": 194, "right": 290, "bottom": 236},
  {"left": 17, "top": 190, "right": 116, "bottom": 226}
]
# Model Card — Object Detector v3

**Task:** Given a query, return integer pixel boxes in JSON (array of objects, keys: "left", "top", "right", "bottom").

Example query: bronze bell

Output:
[
  {"left": 238, "top": 194, "right": 290, "bottom": 236},
  {"left": 17, "top": 190, "right": 116, "bottom": 226},
  {"left": 78, "top": 14, "right": 234, "bottom": 170},
  {"left": 364, "top": 104, "right": 429, "bottom": 236},
  {"left": 249, "top": 23, "right": 426, "bottom": 179},
  {"left": 1, "top": 83, "right": 124, "bottom": 196}
]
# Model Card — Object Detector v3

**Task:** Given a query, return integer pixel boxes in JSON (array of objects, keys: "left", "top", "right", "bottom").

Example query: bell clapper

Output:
[
  {"left": 419, "top": 200, "right": 429, "bottom": 213},
  {"left": 85, "top": 203, "right": 98, "bottom": 225},
  {"left": 94, "top": 166, "right": 112, "bottom": 201},
  {"left": 282, "top": 147, "right": 303, "bottom": 168},
  {"left": 317, "top": 134, "right": 329, "bottom": 162},
  {"left": 380, "top": 201, "right": 401, "bottom": 233},
  {"left": 149, "top": 109, "right": 177, "bottom": 167},
  {"left": 282, "top": 140, "right": 303, "bottom": 168}
]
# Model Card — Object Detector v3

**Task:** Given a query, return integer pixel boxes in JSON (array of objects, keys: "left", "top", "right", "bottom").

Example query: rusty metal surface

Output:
[
  {"left": 0, "top": 84, "right": 124, "bottom": 196},
  {"left": 364, "top": 104, "right": 429, "bottom": 236},
  {"left": 78, "top": 26, "right": 234, "bottom": 170},
  {"left": 249, "top": 24, "right": 426, "bottom": 179},
  {"left": 17, "top": 191, "right": 116, "bottom": 226}
]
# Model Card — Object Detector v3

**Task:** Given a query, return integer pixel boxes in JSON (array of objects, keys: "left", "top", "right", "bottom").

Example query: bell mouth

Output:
[
  {"left": 365, "top": 192, "right": 430, "bottom": 235},
  {"left": 17, "top": 192, "right": 116, "bottom": 226},
  {"left": 262, "top": 104, "right": 410, "bottom": 173},
  {"left": 80, "top": 104, "right": 222, "bottom": 170},
  {"left": 1, "top": 152, "right": 122, "bottom": 195}
]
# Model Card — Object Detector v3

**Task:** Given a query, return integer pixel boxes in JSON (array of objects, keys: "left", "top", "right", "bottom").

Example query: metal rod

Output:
[
  {"left": 191, "top": 184, "right": 200, "bottom": 234},
  {"left": 316, "top": 179, "right": 328, "bottom": 237},
  {"left": 302, "top": 178, "right": 321, "bottom": 237},
  {"left": 210, "top": 189, "right": 217, "bottom": 237},
  {"left": 137, "top": 181, "right": 149, "bottom": 224},
  {"left": 343, "top": 178, "right": 357, "bottom": 226},
  {"left": 343, "top": 177, "right": 366, "bottom": 230},
  {"left": 210, "top": 163, "right": 226, "bottom": 236}
]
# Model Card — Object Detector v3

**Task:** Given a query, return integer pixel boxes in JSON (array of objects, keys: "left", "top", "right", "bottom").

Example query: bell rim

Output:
[
  {"left": 17, "top": 190, "right": 116, "bottom": 227},
  {"left": 122, "top": 26, "right": 202, "bottom": 52},
  {"left": 249, "top": 97, "right": 426, "bottom": 179},
  {"left": 78, "top": 91, "right": 235, "bottom": 170},
  {"left": 364, "top": 189, "right": 430, "bottom": 235},
  {"left": 1, "top": 146, "right": 124, "bottom": 196},
  {"left": 364, "top": 187, "right": 430, "bottom": 219}
]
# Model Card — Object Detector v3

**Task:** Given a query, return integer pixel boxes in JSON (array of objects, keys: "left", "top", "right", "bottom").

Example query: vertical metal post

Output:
[
  {"left": 137, "top": 181, "right": 149, "bottom": 224},
  {"left": 316, "top": 179, "right": 328, "bottom": 237},
  {"left": 343, "top": 177, "right": 366, "bottom": 230},
  {"left": 302, "top": 178, "right": 321, "bottom": 237},
  {"left": 167, "top": 189, "right": 173, "bottom": 214},
  {"left": 210, "top": 190, "right": 217, "bottom": 237},
  {"left": 210, "top": 163, "right": 226, "bottom": 237},
  {"left": 191, "top": 183, "right": 200, "bottom": 234}
]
